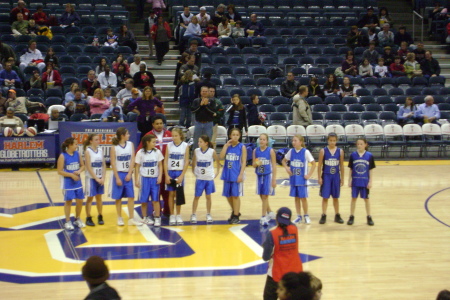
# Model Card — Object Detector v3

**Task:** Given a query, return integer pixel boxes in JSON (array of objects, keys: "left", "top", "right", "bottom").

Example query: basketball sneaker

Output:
[
  {"left": 190, "top": 214, "right": 197, "bottom": 224},
  {"left": 267, "top": 211, "right": 276, "bottom": 220},
  {"left": 304, "top": 215, "right": 311, "bottom": 224},
  {"left": 206, "top": 214, "right": 213, "bottom": 223},
  {"left": 230, "top": 215, "right": 240, "bottom": 224},
  {"left": 74, "top": 218, "right": 86, "bottom": 228},
  {"left": 128, "top": 218, "right": 143, "bottom": 226},
  {"left": 142, "top": 216, "right": 150, "bottom": 224},
  {"left": 86, "top": 217, "right": 95, "bottom": 226},
  {"left": 335, "top": 214, "right": 344, "bottom": 224},
  {"left": 293, "top": 215, "right": 303, "bottom": 224},
  {"left": 147, "top": 217, "right": 154, "bottom": 225},
  {"left": 64, "top": 221, "right": 74, "bottom": 231},
  {"left": 260, "top": 216, "right": 269, "bottom": 226},
  {"left": 319, "top": 214, "right": 326, "bottom": 224},
  {"left": 367, "top": 216, "right": 374, "bottom": 226},
  {"left": 154, "top": 217, "right": 161, "bottom": 227},
  {"left": 98, "top": 214, "right": 104, "bottom": 225},
  {"left": 176, "top": 215, "right": 184, "bottom": 225},
  {"left": 117, "top": 217, "right": 124, "bottom": 226},
  {"left": 347, "top": 215, "right": 354, "bottom": 225},
  {"left": 169, "top": 215, "right": 176, "bottom": 225}
]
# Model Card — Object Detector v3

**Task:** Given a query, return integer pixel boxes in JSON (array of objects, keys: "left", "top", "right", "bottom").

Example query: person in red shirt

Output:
[
  {"left": 32, "top": 5, "right": 48, "bottom": 25},
  {"left": 10, "top": 0, "right": 30, "bottom": 23},
  {"left": 389, "top": 56, "right": 406, "bottom": 77},
  {"left": 262, "top": 207, "right": 303, "bottom": 300},
  {"left": 41, "top": 61, "right": 62, "bottom": 90}
]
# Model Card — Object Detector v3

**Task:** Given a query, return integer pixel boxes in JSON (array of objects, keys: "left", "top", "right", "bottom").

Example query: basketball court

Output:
[{"left": 0, "top": 160, "right": 449, "bottom": 299}]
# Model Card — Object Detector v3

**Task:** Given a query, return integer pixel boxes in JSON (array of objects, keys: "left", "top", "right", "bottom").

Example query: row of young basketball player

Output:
[{"left": 58, "top": 126, "right": 375, "bottom": 230}]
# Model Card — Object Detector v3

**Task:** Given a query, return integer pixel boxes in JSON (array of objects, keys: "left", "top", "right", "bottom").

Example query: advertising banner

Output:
[{"left": 0, "top": 134, "right": 56, "bottom": 164}]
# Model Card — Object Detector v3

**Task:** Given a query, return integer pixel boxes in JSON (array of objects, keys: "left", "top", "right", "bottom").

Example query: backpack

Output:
[
  {"left": 267, "top": 67, "right": 284, "bottom": 80},
  {"left": 276, "top": 147, "right": 290, "bottom": 165}
]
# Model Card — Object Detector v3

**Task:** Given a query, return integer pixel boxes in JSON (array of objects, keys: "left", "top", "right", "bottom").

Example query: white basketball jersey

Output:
[
  {"left": 85, "top": 147, "right": 104, "bottom": 179},
  {"left": 167, "top": 141, "right": 188, "bottom": 171},
  {"left": 114, "top": 141, "right": 133, "bottom": 172},
  {"left": 194, "top": 148, "right": 215, "bottom": 180},
  {"left": 135, "top": 148, "right": 164, "bottom": 177}
]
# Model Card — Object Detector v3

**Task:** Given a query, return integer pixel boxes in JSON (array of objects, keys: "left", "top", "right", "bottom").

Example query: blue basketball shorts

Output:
[
  {"left": 166, "top": 170, "right": 183, "bottom": 191},
  {"left": 64, "top": 188, "right": 84, "bottom": 201},
  {"left": 138, "top": 176, "right": 160, "bottom": 203},
  {"left": 352, "top": 186, "right": 370, "bottom": 199},
  {"left": 320, "top": 174, "right": 340, "bottom": 199},
  {"left": 256, "top": 174, "right": 275, "bottom": 196},
  {"left": 222, "top": 181, "right": 243, "bottom": 197},
  {"left": 85, "top": 178, "right": 105, "bottom": 197},
  {"left": 110, "top": 172, "right": 134, "bottom": 200},
  {"left": 290, "top": 185, "right": 308, "bottom": 198}
]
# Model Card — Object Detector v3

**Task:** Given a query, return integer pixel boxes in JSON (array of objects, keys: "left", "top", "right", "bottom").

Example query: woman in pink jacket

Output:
[{"left": 89, "top": 88, "right": 110, "bottom": 116}]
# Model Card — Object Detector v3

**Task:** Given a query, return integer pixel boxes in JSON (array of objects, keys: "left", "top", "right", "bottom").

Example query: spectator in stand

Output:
[
  {"left": 374, "top": 58, "right": 389, "bottom": 78},
  {"left": 307, "top": 77, "right": 324, "bottom": 98},
  {"left": 127, "top": 86, "right": 163, "bottom": 135},
  {"left": 397, "top": 96, "right": 417, "bottom": 126},
  {"left": 115, "top": 63, "right": 132, "bottom": 89},
  {"left": 178, "top": 70, "right": 196, "bottom": 128},
  {"left": 428, "top": 2, "right": 443, "bottom": 36},
  {"left": 151, "top": 15, "right": 172, "bottom": 66},
  {"left": 323, "top": 74, "right": 340, "bottom": 97},
  {"left": 0, "top": 42, "right": 16, "bottom": 66},
  {"left": 5, "top": 89, "right": 44, "bottom": 114},
  {"left": 202, "top": 20, "right": 219, "bottom": 48},
  {"left": 89, "top": 88, "right": 110, "bottom": 116},
  {"left": 245, "top": 14, "right": 265, "bottom": 44},
  {"left": 175, "top": 7, "right": 193, "bottom": 51},
  {"left": 11, "top": 13, "right": 29, "bottom": 36},
  {"left": 382, "top": 46, "right": 395, "bottom": 67},
  {"left": 147, "top": 0, "right": 166, "bottom": 16},
  {"left": 58, "top": 3, "right": 80, "bottom": 27},
  {"left": 404, "top": 53, "right": 423, "bottom": 78},
  {"left": 390, "top": 56, "right": 406, "bottom": 77},
  {"left": 281, "top": 72, "right": 299, "bottom": 99},
  {"left": 65, "top": 89, "right": 88, "bottom": 117},
  {"left": 129, "top": 54, "right": 146, "bottom": 77},
  {"left": 226, "top": 4, "right": 242, "bottom": 22},
  {"left": 377, "top": 23, "right": 395, "bottom": 47},
  {"left": 292, "top": 85, "right": 312, "bottom": 127},
  {"left": 226, "top": 94, "right": 248, "bottom": 142},
  {"left": 10, "top": 0, "right": 29, "bottom": 24},
  {"left": 357, "top": 7, "right": 380, "bottom": 31},
  {"left": 342, "top": 51, "right": 358, "bottom": 77},
  {"left": 231, "top": 20, "right": 245, "bottom": 38},
  {"left": 101, "top": 98, "right": 123, "bottom": 122},
  {"left": 180, "top": 55, "right": 200, "bottom": 78},
  {"left": 191, "top": 86, "right": 216, "bottom": 149},
  {"left": 347, "top": 26, "right": 369, "bottom": 48},
  {"left": 5, "top": 57, "right": 23, "bottom": 82},
  {"left": 218, "top": 17, "right": 232, "bottom": 39},
  {"left": 247, "top": 94, "right": 261, "bottom": 126},
  {"left": 394, "top": 26, "right": 414, "bottom": 47},
  {"left": 82, "top": 70, "right": 100, "bottom": 96},
  {"left": 184, "top": 39, "right": 201, "bottom": 69},
  {"left": 26, "top": 69, "right": 41, "bottom": 90},
  {"left": 81, "top": 256, "right": 121, "bottom": 300},
  {"left": 112, "top": 54, "right": 129, "bottom": 74},
  {"left": 41, "top": 61, "right": 62, "bottom": 90},
  {"left": 123, "top": 88, "right": 142, "bottom": 114},
  {"left": 104, "top": 28, "right": 118, "bottom": 49},
  {"left": 174, "top": 52, "right": 190, "bottom": 86},
  {"left": 49, "top": 107, "right": 65, "bottom": 121},
  {"left": 133, "top": 63, "right": 155, "bottom": 91},
  {"left": 118, "top": 25, "right": 138, "bottom": 54},
  {"left": 195, "top": 72, "right": 216, "bottom": 98},
  {"left": 420, "top": 50, "right": 441, "bottom": 78},
  {"left": 362, "top": 41, "right": 380, "bottom": 65},
  {"left": 97, "top": 65, "right": 117, "bottom": 91},
  {"left": 44, "top": 47, "right": 59, "bottom": 69},
  {"left": 182, "top": 17, "right": 202, "bottom": 53},
  {"left": 0, "top": 107, "right": 24, "bottom": 127},
  {"left": 413, "top": 42, "right": 426, "bottom": 62},
  {"left": 27, "top": 19, "right": 39, "bottom": 36},
  {"left": 19, "top": 40, "right": 45, "bottom": 72},
  {"left": 378, "top": 7, "right": 394, "bottom": 27},
  {"left": 144, "top": 11, "right": 157, "bottom": 58},
  {"left": 340, "top": 76, "right": 356, "bottom": 97},
  {"left": 64, "top": 83, "right": 85, "bottom": 104},
  {"left": 397, "top": 41, "right": 410, "bottom": 63},
  {"left": 95, "top": 58, "right": 108, "bottom": 75},
  {"left": 196, "top": 7, "right": 211, "bottom": 29},
  {"left": 415, "top": 95, "right": 440, "bottom": 125},
  {"left": 0, "top": 94, "right": 6, "bottom": 115},
  {"left": 210, "top": 86, "right": 224, "bottom": 148},
  {"left": 0, "top": 62, "right": 22, "bottom": 92},
  {"left": 367, "top": 27, "right": 378, "bottom": 45},
  {"left": 212, "top": 4, "right": 227, "bottom": 25},
  {"left": 32, "top": 5, "right": 48, "bottom": 26},
  {"left": 359, "top": 58, "right": 374, "bottom": 78},
  {"left": 104, "top": 87, "right": 112, "bottom": 102}
]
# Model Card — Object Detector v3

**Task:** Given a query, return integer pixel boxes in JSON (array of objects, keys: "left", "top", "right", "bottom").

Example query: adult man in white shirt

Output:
[
  {"left": 196, "top": 7, "right": 211, "bottom": 29},
  {"left": 129, "top": 54, "right": 146, "bottom": 77},
  {"left": 115, "top": 79, "right": 142, "bottom": 106},
  {"left": 97, "top": 65, "right": 117, "bottom": 92}
]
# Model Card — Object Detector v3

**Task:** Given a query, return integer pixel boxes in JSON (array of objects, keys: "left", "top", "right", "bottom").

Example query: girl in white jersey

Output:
[
  {"left": 83, "top": 134, "right": 106, "bottom": 226},
  {"left": 165, "top": 128, "right": 190, "bottom": 225},
  {"left": 191, "top": 135, "right": 220, "bottom": 224},
  {"left": 110, "top": 127, "right": 141, "bottom": 226},
  {"left": 135, "top": 134, "right": 164, "bottom": 226}
]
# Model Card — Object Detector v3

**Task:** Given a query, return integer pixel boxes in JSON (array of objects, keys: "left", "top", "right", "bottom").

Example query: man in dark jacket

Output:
[
  {"left": 346, "top": 26, "right": 369, "bottom": 48},
  {"left": 420, "top": 50, "right": 441, "bottom": 77},
  {"left": 357, "top": 7, "right": 380, "bottom": 30},
  {"left": 280, "top": 72, "right": 299, "bottom": 99},
  {"left": 247, "top": 94, "right": 262, "bottom": 126},
  {"left": 195, "top": 72, "right": 216, "bottom": 98},
  {"left": 82, "top": 256, "right": 121, "bottom": 300},
  {"left": 394, "top": 26, "right": 414, "bottom": 47}
]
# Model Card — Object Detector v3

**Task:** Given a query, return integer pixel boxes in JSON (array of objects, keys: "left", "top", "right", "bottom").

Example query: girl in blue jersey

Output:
[
  {"left": 282, "top": 134, "right": 316, "bottom": 225},
  {"left": 220, "top": 128, "right": 247, "bottom": 224},
  {"left": 83, "top": 134, "right": 106, "bottom": 226},
  {"left": 317, "top": 133, "right": 344, "bottom": 225},
  {"left": 191, "top": 135, "right": 220, "bottom": 224},
  {"left": 253, "top": 133, "right": 277, "bottom": 226},
  {"left": 135, "top": 134, "right": 164, "bottom": 227},
  {"left": 165, "top": 128, "right": 190, "bottom": 225},
  {"left": 57, "top": 137, "right": 85, "bottom": 231},
  {"left": 347, "top": 138, "right": 375, "bottom": 226},
  {"left": 110, "top": 127, "right": 141, "bottom": 226}
]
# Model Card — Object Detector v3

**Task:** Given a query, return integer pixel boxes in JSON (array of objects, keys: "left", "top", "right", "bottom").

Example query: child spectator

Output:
[
  {"left": 374, "top": 58, "right": 389, "bottom": 77},
  {"left": 359, "top": 58, "right": 374, "bottom": 78},
  {"left": 231, "top": 20, "right": 245, "bottom": 38},
  {"left": 104, "top": 28, "right": 118, "bottom": 48},
  {"left": 390, "top": 56, "right": 406, "bottom": 77},
  {"left": 202, "top": 20, "right": 219, "bottom": 48},
  {"left": 397, "top": 41, "right": 409, "bottom": 63}
]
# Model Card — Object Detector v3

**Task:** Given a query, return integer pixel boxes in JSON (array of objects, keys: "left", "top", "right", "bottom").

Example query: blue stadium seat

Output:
[
  {"left": 223, "top": 78, "right": 239, "bottom": 86},
  {"left": 75, "top": 56, "right": 93, "bottom": 66},
  {"left": 342, "top": 113, "right": 360, "bottom": 126},
  {"left": 366, "top": 103, "right": 383, "bottom": 113},
  {"left": 44, "top": 97, "right": 62, "bottom": 107},
  {"left": 272, "top": 96, "right": 289, "bottom": 106},
  {"left": 313, "top": 104, "right": 330, "bottom": 113},
  {"left": 348, "top": 104, "right": 365, "bottom": 112},
  {"left": 342, "top": 96, "right": 358, "bottom": 105},
  {"left": 376, "top": 96, "right": 393, "bottom": 105}
]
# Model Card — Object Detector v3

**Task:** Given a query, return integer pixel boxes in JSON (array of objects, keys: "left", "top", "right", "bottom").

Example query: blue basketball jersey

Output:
[
  {"left": 348, "top": 151, "right": 375, "bottom": 187},
  {"left": 221, "top": 143, "right": 243, "bottom": 182},
  {"left": 61, "top": 151, "right": 82, "bottom": 190},
  {"left": 323, "top": 147, "right": 341, "bottom": 176},
  {"left": 288, "top": 148, "right": 307, "bottom": 186},
  {"left": 254, "top": 146, "right": 272, "bottom": 175}
]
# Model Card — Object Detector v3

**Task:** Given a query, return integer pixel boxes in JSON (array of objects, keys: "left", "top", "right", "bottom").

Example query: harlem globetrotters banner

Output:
[
  {"left": 0, "top": 135, "right": 56, "bottom": 164},
  {"left": 59, "top": 122, "right": 139, "bottom": 162}
]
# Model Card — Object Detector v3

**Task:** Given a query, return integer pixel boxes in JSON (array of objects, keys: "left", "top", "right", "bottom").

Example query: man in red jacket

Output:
[
  {"left": 10, "top": 0, "right": 29, "bottom": 23},
  {"left": 137, "top": 115, "right": 173, "bottom": 216}
]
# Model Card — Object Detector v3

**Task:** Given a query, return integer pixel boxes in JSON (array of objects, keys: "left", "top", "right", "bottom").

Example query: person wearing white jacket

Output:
[{"left": 19, "top": 40, "right": 45, "bottom": 72}]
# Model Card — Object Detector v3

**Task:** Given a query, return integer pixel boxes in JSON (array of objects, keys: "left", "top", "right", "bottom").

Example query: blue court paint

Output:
[{"left": 424, "top": 187, "right": 450, "bottom": 228}]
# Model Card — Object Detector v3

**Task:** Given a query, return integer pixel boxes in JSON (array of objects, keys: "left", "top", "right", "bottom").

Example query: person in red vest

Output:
[
  {"left": 137, "top": 115, "right": 172, "bottom": 216},
  {"left": 262, "top": 207, "right": 303, "bottom": 300}
]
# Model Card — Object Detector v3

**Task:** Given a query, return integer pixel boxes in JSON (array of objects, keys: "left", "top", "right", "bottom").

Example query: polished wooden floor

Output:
[{"left": 0, "top": 160, "right": 449, "bottom": 300}]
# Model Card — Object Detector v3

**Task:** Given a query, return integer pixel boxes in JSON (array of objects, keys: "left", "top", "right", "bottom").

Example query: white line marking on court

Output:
[
  {"left": 10, "top": 215, "right": 70, "bottom": 230},
  {"left": 0, "top": 213, "right": 13, "bottom": 218},
  {"left": 44, "top": 230, "right": 84, "bottom": 264},
  {"left": 229, "top": 225, "right": 264, "bottom": 257}
]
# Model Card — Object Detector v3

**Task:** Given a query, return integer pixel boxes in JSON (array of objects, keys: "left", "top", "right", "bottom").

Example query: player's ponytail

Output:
[
  {"left": 83, "top": 133, "right": 97, "bottom": 151},
  {"left": 61, "top": 137, "right": 75, "bottom": 153},
  {"left": 279, "top": 222, "right": 289, "bottom": 236},
  {"left": 199, "top": 134, "right": 213, "bottom": 149},
  {"left": 112, "top": 127, "right": 128, "bottom": 145}
]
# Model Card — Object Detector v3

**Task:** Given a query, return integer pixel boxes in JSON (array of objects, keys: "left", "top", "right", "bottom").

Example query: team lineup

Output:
[{"left": 58, "top": 125, "right": 376, "bottom": 230}]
